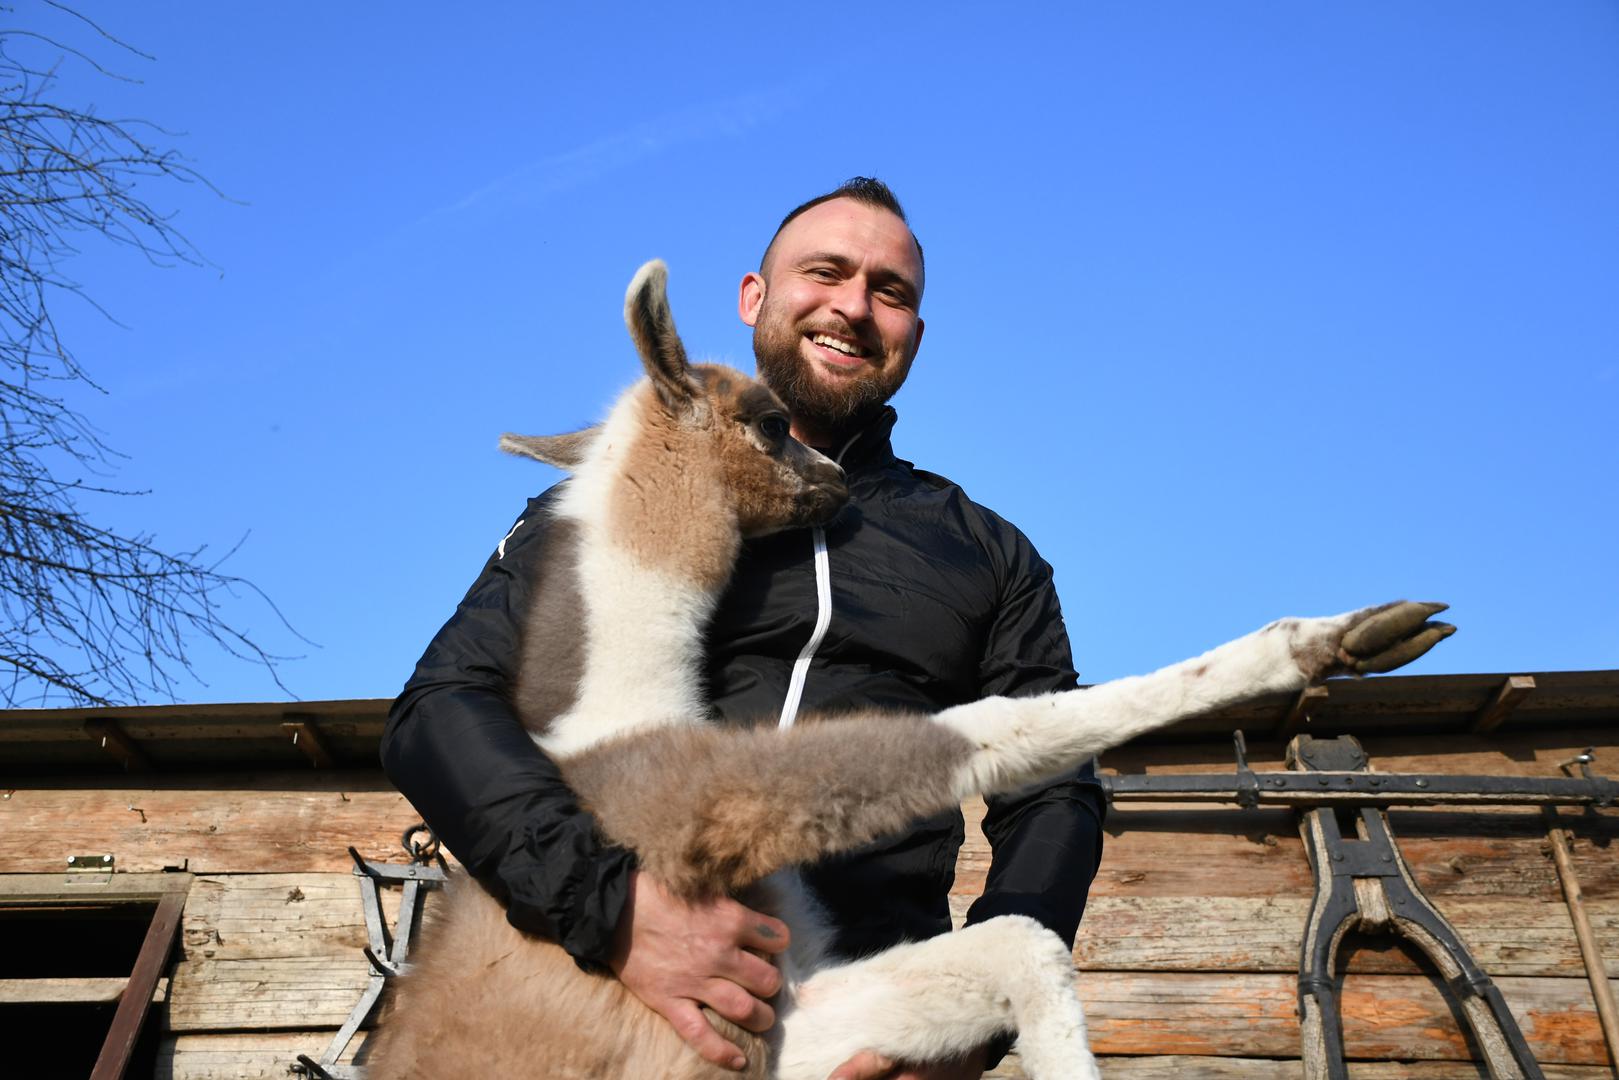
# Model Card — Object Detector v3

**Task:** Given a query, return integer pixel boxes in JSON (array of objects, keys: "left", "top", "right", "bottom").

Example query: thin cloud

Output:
[{"left": 441, "top": 86, "right": 802, "bottom": 217}]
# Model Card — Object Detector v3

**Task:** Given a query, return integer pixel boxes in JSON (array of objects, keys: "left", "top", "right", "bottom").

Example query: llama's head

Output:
[{"left": 502, "top": 260, "right": 849, "bottom": 543}]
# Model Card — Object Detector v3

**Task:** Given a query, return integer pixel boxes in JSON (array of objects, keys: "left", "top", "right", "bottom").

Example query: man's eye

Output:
[{"left": 759, "top": 415, "right": 789, "bottom": 441}]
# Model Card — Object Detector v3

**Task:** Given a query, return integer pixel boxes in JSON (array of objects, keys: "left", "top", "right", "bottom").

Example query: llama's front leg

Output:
[
  {"left": 938, "top": 600, "right": 1455, "bottom": 797},
  {"left": 773, "top": 916, "right": 1097, "bottom": 1080}
]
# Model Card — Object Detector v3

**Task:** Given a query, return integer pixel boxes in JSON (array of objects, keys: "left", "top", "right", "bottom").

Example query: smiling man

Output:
[{"left": 383, "top": 178, "right": 1104, "bottom": 1080}]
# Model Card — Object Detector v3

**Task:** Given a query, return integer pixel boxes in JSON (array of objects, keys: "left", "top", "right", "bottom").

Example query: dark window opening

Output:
[{"left": 0, "top": 903, "right": 156, "bottom": 978}]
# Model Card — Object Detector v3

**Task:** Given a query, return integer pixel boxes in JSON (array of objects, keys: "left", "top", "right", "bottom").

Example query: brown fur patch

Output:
[
  {"left": 608, "top": 367, "right": 842, "bottom": 591},
  {"left": 561, "top": 713, "right": 975, "bottom": 898},
  {"left": 512, "top": 517, "right": 587, "bottom": 735},
  {"left": 609, "top": 385, "right": 743, "bottom": 592},
  {"left": 364, "top": 877, "right": 767, "bottom": 1079}
]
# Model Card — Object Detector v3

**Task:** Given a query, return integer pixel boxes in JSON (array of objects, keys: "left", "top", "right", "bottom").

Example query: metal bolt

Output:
[
  {"left": 67, "top": 856, "right": 76, "bottom": 865},
  {"left": 1381, "top": 854, "right": 1393, "bottom": 863},
  {"left": 1332, "top": 853, "right": 1344, "bottom": 861},
  {"left": 1319, "top": 777, "right": 1330, "bottom": 786},
  {"left": 102, "top": 855, "right": 112, "bottom": 864},
  {"left": 1415, "top": 779, "right": 1429, "bottom": 788}
]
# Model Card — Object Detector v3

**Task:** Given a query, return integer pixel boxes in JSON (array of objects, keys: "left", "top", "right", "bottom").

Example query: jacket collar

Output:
[{"left": 825, "top": 406, "right": 899, "bottom": 473}]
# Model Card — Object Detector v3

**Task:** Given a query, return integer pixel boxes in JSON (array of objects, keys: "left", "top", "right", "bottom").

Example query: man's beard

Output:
[{"left": 753, "top": 312, "right": 904, "bottom": 441}]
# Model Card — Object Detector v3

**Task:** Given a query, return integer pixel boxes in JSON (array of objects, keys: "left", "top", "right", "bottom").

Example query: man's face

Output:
[{"left": 738, "top": 198, "right": 925, "bottom": 443}]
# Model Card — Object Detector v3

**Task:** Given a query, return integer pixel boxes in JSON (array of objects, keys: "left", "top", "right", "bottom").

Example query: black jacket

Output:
[{"left": 382, "top": 407, "right": 1105, "bottom": 968}]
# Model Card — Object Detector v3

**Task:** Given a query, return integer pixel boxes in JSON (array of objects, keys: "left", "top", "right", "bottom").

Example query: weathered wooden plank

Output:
[
  {"left": 150, "top": 1039, "right": 1619, "bottom": 1080},
  {"left": 987, "top": 1056, "right": 1619, "bottom": 1078},
  {"left": 164, "top": 955, "right": 379, "bottom": 1032},
  {"left": 160, "top": 954, "right": 1613, "bottom": 1065},
  {"left": 180, "top": 873, "right": 412, "bottom": 962},
  {"left": 155, "top": 1031, "right": 366, "bottom": 1079},
  {"left": 955, "top": 804, "right": 1619, "bottom": 903},
  {"left": 946, "top": 894, "right": 1619, "bottom": 979},
  {"left": 1101, "top": 729, "right": 1619, "bottom": 781},
  {"left": 0, "top": 976, "right": 169, "bottom": 1004},
  {"left": 1070, "top": 971, "right": 1615, "bottom": 1064},
  {"left": 0, "top": 775, "right": 423, "bottom": 873}
]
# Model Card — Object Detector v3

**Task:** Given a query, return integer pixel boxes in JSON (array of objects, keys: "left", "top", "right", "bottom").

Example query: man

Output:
[{"left": 382, "top": 178, "right": 1105, "bottom": 1080}]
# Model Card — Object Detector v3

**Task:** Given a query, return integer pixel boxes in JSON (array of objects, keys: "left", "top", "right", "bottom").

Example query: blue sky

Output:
[{"left": 17, "top": 1, "right": 1619, "bottom": 704}]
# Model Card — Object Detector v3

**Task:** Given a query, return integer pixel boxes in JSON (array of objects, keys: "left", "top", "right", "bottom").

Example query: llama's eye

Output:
[{"left": 758, "top": 415, "right": 789, "bottom": 442}]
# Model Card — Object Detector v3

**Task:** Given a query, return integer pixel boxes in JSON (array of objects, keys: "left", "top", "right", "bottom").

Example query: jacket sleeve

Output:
[
  {"left": 380, "top": 491, "right": 635, "bottom": 966},
  {"left": 963, "top": 532, "right": 1105, "bottom": 952}
]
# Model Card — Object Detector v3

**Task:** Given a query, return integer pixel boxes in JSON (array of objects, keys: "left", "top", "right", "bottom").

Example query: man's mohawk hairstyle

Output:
[{"left": 761, "top": 176, "right": 924, "bottom": 272}]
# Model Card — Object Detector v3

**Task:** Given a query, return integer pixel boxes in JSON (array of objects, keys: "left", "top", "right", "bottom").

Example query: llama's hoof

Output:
[{"left": 1340, "top": 601, "right": 1455, "bottom": 674}]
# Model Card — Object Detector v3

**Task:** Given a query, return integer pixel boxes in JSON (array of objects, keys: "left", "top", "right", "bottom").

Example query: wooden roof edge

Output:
[
  {"left": 0, "top": 696, "right": 395, "bottom": 726},
  {"left": 1, "top": 670, "right": 1615, "bottom": 742}
]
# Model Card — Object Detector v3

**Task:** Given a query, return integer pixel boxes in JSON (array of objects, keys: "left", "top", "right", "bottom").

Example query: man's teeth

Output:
[{"left": 811, "top": 333, "right": 864, "bottom": 357}]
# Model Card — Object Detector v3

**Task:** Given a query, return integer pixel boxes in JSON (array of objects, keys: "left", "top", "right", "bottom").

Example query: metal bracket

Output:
[
  {"left": 292, "top": 824, "right": 447, "bottom": 1080},
  {"left": 66, "top": 853, "right": 115, "bottom": 884},
  {"left": 1291, "top": 735, "right": 1545, "bottom": 1080}
]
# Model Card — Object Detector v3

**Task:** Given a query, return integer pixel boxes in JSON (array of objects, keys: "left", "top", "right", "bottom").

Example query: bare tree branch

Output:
[{"left": 0, "top": 5, "right": 301, "bottom": 706}]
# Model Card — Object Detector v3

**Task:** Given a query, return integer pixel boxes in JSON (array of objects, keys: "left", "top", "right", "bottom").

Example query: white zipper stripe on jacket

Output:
[{"left": 776, "top": 430, "right": 863, "bottom": 730}]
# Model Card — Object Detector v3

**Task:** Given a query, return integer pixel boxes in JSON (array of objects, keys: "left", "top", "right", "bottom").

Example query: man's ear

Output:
[
  {"left": 738, "top": 272, "right": 765, "bottom": 328},
  {"left": 913, "top": 316, "right": 925, "bottom": 358}
]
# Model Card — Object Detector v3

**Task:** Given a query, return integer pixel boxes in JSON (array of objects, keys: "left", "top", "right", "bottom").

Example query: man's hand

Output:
[
  {"left": 828, "top": 1046, "right": 990, "bottom": 1080},
  {"left": 608, "top": 869, "right": 790, "bottom": 1072}
]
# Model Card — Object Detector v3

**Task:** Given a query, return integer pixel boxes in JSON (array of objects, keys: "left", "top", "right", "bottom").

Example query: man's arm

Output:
[
  {"left": 382, "top": 493, "right": 788, "bottom": 1070},
  {"left": 382, "top": 492, "right": 636, "bottom": 961},
  {"left": 965, "top": 532, "right": 1105, "bottom": 1072},
  {"left": 967, "top": 531, "right": 1105, "bottom": 942}
]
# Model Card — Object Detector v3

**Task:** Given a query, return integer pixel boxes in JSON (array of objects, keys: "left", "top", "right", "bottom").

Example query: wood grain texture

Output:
[
  {"left": 0, "top": 774, "right": 421, "bottom": 873},
  {"left": 180, "top": 873, "right": 412, "bottom": 962},
  {"left": 155, "top": 1031, "right": 366, "bottom": 1079},
  {"left": 1070, "top": 971, "right": 1615, "bottom": 1064},
  {"left": 985, "top": 1056, "right": 1619, "bottom": 1079},
  {"left": 164, "top": 956, "right": 381, "bottom": 1032},
  {"left": 945, "top": 893, "right": 1619, "bottom": 979}
]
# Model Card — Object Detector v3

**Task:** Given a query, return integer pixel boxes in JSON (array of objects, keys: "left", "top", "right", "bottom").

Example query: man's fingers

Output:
[
  {"left": 737, "top": 910, "right": 792, "bottom": 955},
  {"left": 701, "top": 977, "right": 776, "bottom": 1033},
  {"left": 667, "top": 1001, "right": 748, "bottom": 1072},
  {"left": 828, "top": 1049, "right": 897, "bottom": 1080},
  {"left": 724, "top": 945, "right": 785, "bottom": 999}
]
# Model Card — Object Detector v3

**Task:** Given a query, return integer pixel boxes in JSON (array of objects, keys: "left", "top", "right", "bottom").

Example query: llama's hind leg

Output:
[{"left": 773, "top": 915, "right": 1097, "bottom": 1080}]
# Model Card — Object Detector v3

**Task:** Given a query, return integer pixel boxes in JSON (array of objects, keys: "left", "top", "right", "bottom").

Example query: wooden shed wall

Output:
[{"left": 1, "top": 691, "right": 1615, "bottom": 1078}]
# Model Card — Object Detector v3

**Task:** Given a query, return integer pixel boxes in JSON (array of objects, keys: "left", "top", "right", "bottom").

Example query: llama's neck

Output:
[{"left": 536, "top": 390, "right": 742, "bottom": 759}]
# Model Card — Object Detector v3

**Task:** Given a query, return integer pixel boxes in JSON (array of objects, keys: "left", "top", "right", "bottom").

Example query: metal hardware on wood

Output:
[
  {"left": 291, "top": 824, "right": 447, "bottom": 1080},
  {"left": 1286, "top": 735, "right": 1544, "bottom": 1080},
  {"left": 68, "top": 854, "right": 114, "bottom": 867}
]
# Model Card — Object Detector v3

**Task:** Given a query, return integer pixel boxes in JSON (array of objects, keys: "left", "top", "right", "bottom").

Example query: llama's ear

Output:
[
  {"left": 624, "top": 259, "right": 696, "bottom": 413},
  {"left": 500, "top": 427, "right": 600, "bottom": 471}
]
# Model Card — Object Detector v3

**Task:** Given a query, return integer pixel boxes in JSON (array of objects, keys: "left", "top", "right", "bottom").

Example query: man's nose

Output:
[{"left": 830, "top": 279, "right": 871, "bottom": 323}]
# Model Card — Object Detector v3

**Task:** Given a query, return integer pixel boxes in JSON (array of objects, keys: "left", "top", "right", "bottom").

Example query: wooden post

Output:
[
  {"left": 1543, "top": 806, "right": 1619, "bottom": 1070},
  {"left": 83, "top": 719, "right": 151, "bottom": 771},
  {"left": 1471, "top": 675, "right": 1536, "bottom": 734},
  {"left": 1276, "top": 685, "right": 1328, "bottom": 740},
  {"left": 89, "top": 890, "right": 185, "bottom": 1079},
  {"left": 283, "top": 720, "right": 336, "bottom": 768}
]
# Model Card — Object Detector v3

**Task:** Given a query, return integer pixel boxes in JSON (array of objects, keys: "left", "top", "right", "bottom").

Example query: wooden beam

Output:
[
  {"left": 1275, "top": 684, "right": 1328, "bottom": 739},
  {"left": 83, "top": 718, "right": 152, "bottom": 771},
  {"left": 0, "top": 976, "right": 169, "bottom": 1005},
  {"left": 282, "top": 721, "right": 335, "bottom": 769},
  {"left": 91, "top": 890, "right": 185, "bottom": 1080},
  {"left": 1471, "top": 675, "right": 1537, "bottom": 734}
]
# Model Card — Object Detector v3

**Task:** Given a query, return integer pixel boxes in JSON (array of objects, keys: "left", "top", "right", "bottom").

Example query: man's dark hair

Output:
[{"left": 760, "top": 176, "right": 924, "bottom": 273}]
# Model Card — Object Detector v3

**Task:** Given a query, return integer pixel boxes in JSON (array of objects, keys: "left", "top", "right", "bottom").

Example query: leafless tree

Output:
[{"left": 1, "top": 3, "right": 297, "bottom": 706}]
